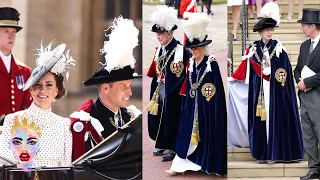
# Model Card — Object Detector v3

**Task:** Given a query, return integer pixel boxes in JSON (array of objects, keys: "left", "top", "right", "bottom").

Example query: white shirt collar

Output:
[
  {"left": 0, "top": 50, "right": 12, "bottom": 73},
  {"left": 311, "top": 33, "right": 320, "bottom": 46},
  {"left": 0, "top": 50, "right": 11, "bottom": 61}
]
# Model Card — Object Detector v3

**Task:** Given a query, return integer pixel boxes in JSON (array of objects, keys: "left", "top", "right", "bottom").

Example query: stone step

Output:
[
  {"left": 230, "top": 40, "right": 303, "bottom": 52},
  {"left": 227, "top": 30, "right": 307, "bottom": 41},
  {"left": 278, "top": 4, "right": 320, "bottom": 13},
  {"left": 228, "top": 148, "right": 307, "bottom": 161},
  {"left": 228, "top": 161, "right": 309, "bottom": 178},
  {"left": 227, "top": 19, "right": 304, "bottom": 30},
  {"left": 228, "top": 148, "right": 254, "bottom": 161},
  {"left": 228, "top": 11, "right": 301, "bottom": 17}
]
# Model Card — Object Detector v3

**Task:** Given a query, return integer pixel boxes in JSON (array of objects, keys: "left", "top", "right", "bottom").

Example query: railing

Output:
[
  {"left": 241, "top": 0, "right": 249, "bottom": 56},
  {"left": 228, "top": 33, "right": 234, "bottom": 77}
]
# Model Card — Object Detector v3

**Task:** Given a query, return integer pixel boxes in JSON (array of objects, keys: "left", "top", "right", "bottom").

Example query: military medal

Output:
[
  {"left": 275, "top": 68, "right": 287, "bottom": 86},
  {"left": 170, "top": 61, "right": 184, "bottom": 78},
  {"left": 15, "top": 75, "right": 25, "bottom": 90},
  {"left": 201, "top": 83, "right": 216, "bottom": 101}
]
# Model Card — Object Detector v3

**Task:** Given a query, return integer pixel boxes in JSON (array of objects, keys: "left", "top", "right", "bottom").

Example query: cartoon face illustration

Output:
[{"left": 9, "top": 115, "right": 41, "bottom": 168}]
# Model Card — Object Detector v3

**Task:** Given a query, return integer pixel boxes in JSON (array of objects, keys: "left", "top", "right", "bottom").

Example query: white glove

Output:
[{"left": 263, "top": 67, "right": 271, "bottom": 75}]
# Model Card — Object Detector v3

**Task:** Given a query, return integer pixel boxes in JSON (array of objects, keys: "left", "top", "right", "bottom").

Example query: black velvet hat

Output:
[
  {"left": 185, "top": 35, "right": 212, "bottom": 48},
  {"left": 83, "top": 16, "right": 141, "bottom": 86},
  {"left": 151, "top": 6, "right": 179, "bottom": 33},
  {"left": 297, "top": 8, "right": 320, "bottom": 24},
  {"left": 253, "top": 18, "right": 277, "bottom": 32},
  {"left": 83, "top": 65, "right": 141, "bottom": 86},
  {"left": 151, "top": 24, "right": 177, "bottom": 32},
  {"left": 0, "top": 7, "right": 22, "bottom": 32}
]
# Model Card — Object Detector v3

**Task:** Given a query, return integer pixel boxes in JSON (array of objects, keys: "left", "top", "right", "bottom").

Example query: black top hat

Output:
[
  {"left": 253, "top": 18, "right": 277, "bottom": 32},
  {"left": 185, "top": 35, "right": 212, "bottom": 49},
  {"left": 83, "top": 65, "right": 141, "bottom": 86},
  {"left": 297, "top": 8, "right": 320, "bottom": 24},
  {"left": 0, "top": 7, "right": 22, "bottom": 32}
]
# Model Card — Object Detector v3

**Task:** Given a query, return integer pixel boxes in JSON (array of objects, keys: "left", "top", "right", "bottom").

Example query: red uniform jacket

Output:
[{"left": 0, "top": 56, "right": 32, "bottom": 118}]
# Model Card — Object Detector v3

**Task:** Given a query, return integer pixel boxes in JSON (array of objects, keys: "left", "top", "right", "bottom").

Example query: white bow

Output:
[
  {"left": 275, "top": 39, "right": 286, "bottom": 58},
  {"left": 205, "top": 55, "right": 216, "bottom": 72}
]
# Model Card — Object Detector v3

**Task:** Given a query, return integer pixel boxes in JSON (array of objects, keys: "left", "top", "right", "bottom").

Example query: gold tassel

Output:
[
  {"left": 261, "top": 109, "right": 267, "bottom": 121},
  {"left": 256, "top": 105, "right": 262, "bottom": 117},
  {"left": 150, "top": 103, "right": 159, "bottom": 115},
  {"left": 146, "top": 88, "right": 159, "bottom": 115},
  {"left": 190, "top": 133, "right": 200, "bottom": 145},
  {"left": 146, "top": 100, "right": 155, "bottom": 112}
]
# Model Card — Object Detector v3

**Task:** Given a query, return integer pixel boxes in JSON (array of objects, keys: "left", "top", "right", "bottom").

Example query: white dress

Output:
[
  {"left": 0, "top": 103, "right": 72, "bottom": 167},
  {"left": 227, "top": 0, "right": 248, "bottom": 6}
]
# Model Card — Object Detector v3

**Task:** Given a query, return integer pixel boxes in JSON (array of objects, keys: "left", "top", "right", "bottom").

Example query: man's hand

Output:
[
  {"left": 297, "top": 80, "right": 306, "bottom": 91},
  {"left": 304, "top": 88, "right": 312, "bottom": 92}
]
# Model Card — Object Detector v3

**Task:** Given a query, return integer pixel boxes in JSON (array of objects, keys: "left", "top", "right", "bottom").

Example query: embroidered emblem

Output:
[
  {"left": 170, "top": 61, "right": 184, "bottom": 78},
  {"left": 275, "top": 68, "right": 287, "bottom": 86},
  {"left": 201, "top": 83, "right": 216, "bottom": 101}
]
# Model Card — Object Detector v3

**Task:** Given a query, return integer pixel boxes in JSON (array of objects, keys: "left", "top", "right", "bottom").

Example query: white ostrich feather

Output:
[
  {"left": 151, "top": 5, "right": 178, "bottom": 31},
  {"left": 51, "top": 49, "right": 76, "bottom": 81},
  {"left": 35, "top": 40, "right": 76, "bottom": 81},
  {"left": 35, "top": 40, "right": 55, "bottom": 66},
  {"left": 100, "top": 16, "right": 139, "bottom": 72},
  {"left": 261, "top": 2, "right": 281, "bottom": 26},
  {"left": 182, "top": 13, "right": 211, "bottom": 42}
]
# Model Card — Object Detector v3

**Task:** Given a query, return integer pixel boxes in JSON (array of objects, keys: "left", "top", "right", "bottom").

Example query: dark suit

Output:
[
  {"left": 294, "top": 37, "right": 320, "bottom": 174},
  {"left": 85, "top": 98, "right": 131, "bottom": 151}
]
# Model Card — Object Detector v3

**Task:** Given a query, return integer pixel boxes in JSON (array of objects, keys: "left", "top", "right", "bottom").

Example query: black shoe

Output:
[
  {"left": 161, "top": 152, "right": 175, "bottom": 162},
  {"left": 300, "top": 171, "right": 320, "bottom": 180},
  {"left": 153, "top": 149, "right": 165, "bottom": 156}
]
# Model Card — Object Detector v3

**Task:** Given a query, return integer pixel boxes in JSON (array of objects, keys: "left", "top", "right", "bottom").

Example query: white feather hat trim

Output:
[
  {"left": 151, "top": 5, "right": 178, "bottom": 31},
  {"left": 182, "top": 13, "right": 211, "bottom": 42},
  {"left": 100, "top": 16, "right": 139, "bottom": 73},
  {"left": 261, "top": 2, "right": 281, "bottom": 26}
]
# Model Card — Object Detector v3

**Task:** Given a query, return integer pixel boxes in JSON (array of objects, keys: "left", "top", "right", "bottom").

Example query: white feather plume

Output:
[
  {"left": 35, "top": 40, "right": 55, "bottom": 66},
  {"left": 50, "top": 49, "right": 76, "bottom": 81},
  {"left": 35, "top": 40, "right": 76, "bottom": 81},
  {"left": 100, "top": 16, "right": 139, "bottom": 72},
  {"left": 151, "top": 6, "right": 178, "bottom": 31},
  {"left": 182, "top": 13, "right": 211, "bottom": 42},
  {"left": 261, "top": 2, "right": 281, "bottom": 26}
]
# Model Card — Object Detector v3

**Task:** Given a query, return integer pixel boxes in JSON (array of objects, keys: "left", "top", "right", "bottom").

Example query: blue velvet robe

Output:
[
  {"left": 175, "top": 56, "right": 227, "bottom": 175},
  {"left": 248, "top": 39, "right": 304, "bottom": 161},
  {"left": 147, "top": 38, "right": 190, "bottom": 150}
]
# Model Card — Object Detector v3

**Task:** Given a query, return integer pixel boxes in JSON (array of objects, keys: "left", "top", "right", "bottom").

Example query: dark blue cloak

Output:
[
  {"left": 175, "top": 56, "right": 227, "bottom": 175},
  {"left": 248, "top": 39, "right": 304, "bottom": 161},
  {"left": 147, "top": 38, "right": 190, "bottom": 150}
]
